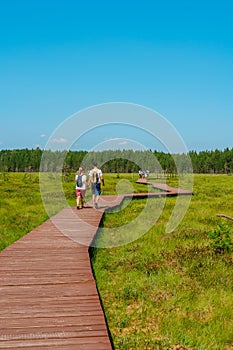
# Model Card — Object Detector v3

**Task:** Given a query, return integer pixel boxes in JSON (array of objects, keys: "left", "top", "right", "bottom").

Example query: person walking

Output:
[
  {"left": 75, "top": 167, "right": 87, "bottom": 209},
  {"left": 88, "top": 162, "right": 104, "bottom": 209}
]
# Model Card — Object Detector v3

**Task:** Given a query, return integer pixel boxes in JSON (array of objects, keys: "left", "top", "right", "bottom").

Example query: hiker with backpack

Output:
[
  {"left": 75, "top": 167, "right": 87, "bottom": 209},
  {"left": 88, "top": 162, "right": 104, "bottom": 209}
]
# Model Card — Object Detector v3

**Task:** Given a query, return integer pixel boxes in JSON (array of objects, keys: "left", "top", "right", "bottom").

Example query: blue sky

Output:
[{"left": 1, "top": 0, "right": 233, "bottom": 152}]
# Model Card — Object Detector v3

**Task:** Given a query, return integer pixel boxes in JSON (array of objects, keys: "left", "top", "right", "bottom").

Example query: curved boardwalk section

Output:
[
  {"left": 0, "top": 182, "right": 192, "bottom": 349},
  {"left": 136, "top": 178, "right": 193, "bottom": 196}
]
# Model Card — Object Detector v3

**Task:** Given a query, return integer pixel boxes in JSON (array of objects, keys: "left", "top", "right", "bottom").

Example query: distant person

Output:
[
  {"left": 144, "top": 170, "right": 149, "bottom": 179},
  {"left": 75, "top": 167, "right": 87, "bottom": 209},
  {"left": 88, "top": 162, "right": 104, "bottom": 209},
  {"left": 138, "top": 170, "right": 143, "bottom": 178}
]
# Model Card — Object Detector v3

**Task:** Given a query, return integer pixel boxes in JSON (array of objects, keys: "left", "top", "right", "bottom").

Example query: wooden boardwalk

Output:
[
  {"left": 0, "top": 182, "right": 192, "bottom": 349},
  {"left": 136, "top": 178, "right": 193, "bottom": 196},
  {"left": 0, "top": 207, "right": 112, "bottom": 350}
]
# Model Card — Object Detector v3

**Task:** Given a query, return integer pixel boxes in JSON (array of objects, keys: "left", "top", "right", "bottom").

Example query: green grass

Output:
[
  {"left": 0, "top": 173, "right": 49, "bottom": 251},
  {"left": 91, "top": 174, "right": 233, "bottom": 350},
  {"left": 0, "top": 172, "right": 232, "bottom": 349}
]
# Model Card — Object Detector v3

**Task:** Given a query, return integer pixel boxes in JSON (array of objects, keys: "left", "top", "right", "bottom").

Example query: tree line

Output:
[{"left": 0, "top": 147, "right": 233, "bottom": 174}]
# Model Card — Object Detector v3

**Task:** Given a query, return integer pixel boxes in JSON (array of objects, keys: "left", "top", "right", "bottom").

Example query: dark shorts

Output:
[
  {"left": 76, "top": 189, "right": 86, "bottom": 198},
  {"left": 91, "top": 182, "right": 101, "bottom": 195}
]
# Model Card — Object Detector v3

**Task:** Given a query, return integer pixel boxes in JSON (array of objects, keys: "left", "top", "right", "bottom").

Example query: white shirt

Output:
[{"left": 89, "top": 168, "right": 102, "bottom": 183}]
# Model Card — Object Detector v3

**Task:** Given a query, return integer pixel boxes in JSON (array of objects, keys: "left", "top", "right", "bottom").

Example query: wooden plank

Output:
[
  {"left": 216, "top": 213, "right": 233, "bottom": 221},
  {"left": 0, "top": 337, "right": 111, "bottom": 350}
]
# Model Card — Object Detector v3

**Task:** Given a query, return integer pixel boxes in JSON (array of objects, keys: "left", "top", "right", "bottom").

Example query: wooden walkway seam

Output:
[{"left": 0, "top": 181, "right": 192, "bottom": 349}]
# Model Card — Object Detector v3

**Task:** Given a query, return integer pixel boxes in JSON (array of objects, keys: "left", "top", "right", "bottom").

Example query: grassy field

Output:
[
  {"left": 0, "top": 172, "right": 232, "bottom": 349},
  {"left": 0, "top": 172, "right": 48, "bottom": 251},
  {"left": 91, "top": 174, "right": 233, "bottom": 350}
]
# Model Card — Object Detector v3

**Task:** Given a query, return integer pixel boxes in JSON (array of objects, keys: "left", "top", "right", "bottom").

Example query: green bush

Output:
[{"left": 208, "top": 224, "right": 233, "bottom": 253}]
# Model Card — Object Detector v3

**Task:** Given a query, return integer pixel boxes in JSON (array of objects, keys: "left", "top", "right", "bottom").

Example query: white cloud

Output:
[
  {"left": 51, "top": 137, "right": 68, "bottom": 144},
  {"left": 103, "top": 138, "right": 129, "bottom": 145},
  {"left": 118, "top": 141, "right": 129, "bottom": 145},
  {"left": 40, "top": 134, "right": 46, "bottom": 138}
]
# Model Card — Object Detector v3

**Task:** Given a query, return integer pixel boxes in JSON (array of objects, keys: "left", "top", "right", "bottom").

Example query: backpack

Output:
[
  {"left": 76, "top": 174, "right": 83, "bottom": 187},
  {"left": 92, "top": 171, "right": 99, "bottom": 183}
]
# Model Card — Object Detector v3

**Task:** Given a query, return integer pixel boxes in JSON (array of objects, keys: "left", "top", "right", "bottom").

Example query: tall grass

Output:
[
  {"left": 91, "top": 174, "right": 233, "bottom": 350},
  {"left": 0, "top": 173, "right": 49, "bottom": 251}
]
